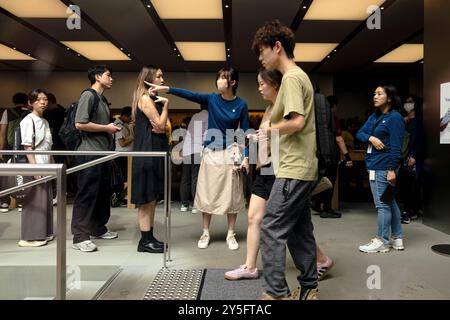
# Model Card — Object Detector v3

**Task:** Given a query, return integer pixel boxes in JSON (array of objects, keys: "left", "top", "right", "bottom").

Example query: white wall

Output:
[{"left": 0, "top": 71, "right": 333, "bottom": 111}]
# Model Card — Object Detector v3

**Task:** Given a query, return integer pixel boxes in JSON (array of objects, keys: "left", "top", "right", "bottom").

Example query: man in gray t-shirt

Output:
[
  {"left": 71, "top": 65, "right": 121, "bottom": 253},
  {"left": 75, "top": 90, "right": 113, "bottom": 151}
]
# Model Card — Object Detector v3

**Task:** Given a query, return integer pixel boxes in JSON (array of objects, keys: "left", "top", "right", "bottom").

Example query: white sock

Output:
[
  {"left": 227, "top": 230, "right": 235, "bottom": 238},
  {"left": 202, "top": 229, "right": 209, "bottom": 236}
]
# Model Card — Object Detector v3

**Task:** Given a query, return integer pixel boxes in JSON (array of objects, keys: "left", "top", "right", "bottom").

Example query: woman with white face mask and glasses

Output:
[{"left": 398, "top": 94, "right": 424, "bottom": 224}]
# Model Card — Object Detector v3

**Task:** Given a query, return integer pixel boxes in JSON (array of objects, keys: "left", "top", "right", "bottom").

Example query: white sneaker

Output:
[
  {"left": 46, "top": 235, "right": 55, "bottom": 242},
  {"left": 390, "top": 238, "right": 405, "bottom": 251},
  {"left": 91, "top": 230, "right": 118, "bottom": 239},
  {"left": 180, "top": 203, "right": 189, "bottom": 212},
  {"left": 191, "top": 207, "right": 199, "bottom": 214},
  {"left": 198, "top": 233, "right": 210, "bottom": 249},
  {"left": 18, "top": 240, "right": 47, "bottom": 247},
  {"left": 72, "top": 240, "right": 97, "bottom": 252},
  {"left": 0, "top": 203, "right": 9, "bottom": 212},
  {"left": 226, "top": 233, "right": 239, "bottom": 250},
  {"left": 18, "top": 205, "right": 22, "bottom": 212},
  {"left": 359, "top": 238, "right": 390, "bottom": 253},
  {"left": 52, "top": 198, "right": 57, "bottom": 206}
]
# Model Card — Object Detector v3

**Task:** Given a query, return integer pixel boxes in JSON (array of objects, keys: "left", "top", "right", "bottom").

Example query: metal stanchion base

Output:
[{"left": 431, "top": 244, "right": 450, "bottom": 257}]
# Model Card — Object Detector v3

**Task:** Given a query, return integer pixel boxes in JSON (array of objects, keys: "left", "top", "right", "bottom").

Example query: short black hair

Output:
[
  {"left": 326, "top": 96, "right": 339, "bottom": 108},
  {"left": 121, "top": 106, "right": 132, "bottom": 117},
  {"left": 12, "top": 92, "right": 28, "bottom": 105},
  {"left": 252, "top": 20, "right": 295, "bottom": 59},
  {"left": 216, "top": 66, "right": 239, "bottom": 95},
  {"left": 88, "top": 65, "right": 112, "bottom": 85},
  {"left": 28, "top": 89, "right": 48, "bottom": 105}
]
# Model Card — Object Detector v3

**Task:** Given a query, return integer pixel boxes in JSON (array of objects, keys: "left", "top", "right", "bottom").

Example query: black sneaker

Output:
[{"left": 320, "top": 210, "right": 342, "bottom": 218}]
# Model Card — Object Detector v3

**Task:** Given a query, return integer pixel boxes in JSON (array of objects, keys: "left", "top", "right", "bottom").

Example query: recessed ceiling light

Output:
[
  {"left": 0, "top": 44, "right": 36, "bottom": 60},
  {"left": 375, "top": 44, "right": 424, "bottom": 63},
  {"left": 61, "top": 41, "right": 131, "bottom": 60},
  {"left": 304, "top": 0, "right": 384, "bottom": 20},
  {"left": 175, "top": 42, "right": 226, "bottom": 61},
  {"left": 0, "top": 0, "right": 79, "bottom": 18},
  {"left": 293, "top": 43, "right": 338, "bottom": 62},
  {"left": 151, "top": 0, "right": 223, "bottom": 19}
]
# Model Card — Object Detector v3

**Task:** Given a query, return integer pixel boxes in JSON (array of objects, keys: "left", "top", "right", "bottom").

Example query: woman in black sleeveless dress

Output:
[{"left": 131, "top": 65, "right": 169, "bottom": 253}]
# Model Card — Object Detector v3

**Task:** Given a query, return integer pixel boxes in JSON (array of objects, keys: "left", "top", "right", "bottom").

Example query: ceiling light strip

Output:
[
  {"left": 222, "top": 0, "right": 232, "bottom": 64},
  {"left": 368, "top": 29, "right": 423, "bottom": 65},
  {"left": 0, "top": 6, "right": 82, "bottom": 69},
  {"left": 58, "top": 0, "right": 138, "bottom": 65},
  {"left": 290, "top": 0, "right": 314, "bottom": 32},
  {"left": 310, "top": 0, "right": 396, "bottom": 72},
  {"left": 140, "top": 0, "right": 187, "bottom": 66}
]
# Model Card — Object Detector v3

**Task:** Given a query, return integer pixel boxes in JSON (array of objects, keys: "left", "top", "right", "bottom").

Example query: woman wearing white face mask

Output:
[{"left": 398, "top": 95, "right": 424, "bottom": 224}]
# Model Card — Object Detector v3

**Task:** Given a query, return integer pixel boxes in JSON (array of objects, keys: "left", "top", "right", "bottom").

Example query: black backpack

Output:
[
  {"left": 314, "top": 92, "right": 337, "bottom": 178},
  {"left": 12, "top": 111, "right": 33, "bottom": 164},
  {"left": 59, "top": 89, "right": 101, "bottom": 150}
]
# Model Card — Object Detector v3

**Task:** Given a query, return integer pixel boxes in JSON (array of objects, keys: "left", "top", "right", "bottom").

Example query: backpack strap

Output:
[{"left": 82, "top": 88, "right": 102, "bottom": 121}]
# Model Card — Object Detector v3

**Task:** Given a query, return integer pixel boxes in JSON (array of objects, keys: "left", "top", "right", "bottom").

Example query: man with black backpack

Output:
[
  {"left": 0, "top": 92, "right": 30, "bottom": 212},
  {"left": 70, "top": 65, "right": 121, "bottom": 253}
]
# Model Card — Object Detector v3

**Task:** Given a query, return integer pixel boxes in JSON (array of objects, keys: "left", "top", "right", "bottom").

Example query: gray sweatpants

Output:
[
  {"left": 21, "top": 182, "right": 53, "bottom": 241},
  {"left": 260, "top": 178, "right": 318, "bottom": 297}
]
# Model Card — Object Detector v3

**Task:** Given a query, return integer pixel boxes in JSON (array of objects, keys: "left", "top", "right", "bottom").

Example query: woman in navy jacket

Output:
[{"left": 357, "top": 85, "right": 405, "bottom": 253}]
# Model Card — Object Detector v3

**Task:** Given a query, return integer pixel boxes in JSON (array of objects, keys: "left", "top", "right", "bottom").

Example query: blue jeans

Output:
[{"left": 369, "top": 170, "right": 403, "bottom": 244}]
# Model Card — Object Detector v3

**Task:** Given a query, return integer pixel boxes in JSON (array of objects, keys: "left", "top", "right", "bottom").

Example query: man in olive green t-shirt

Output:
[{"left": 252, "top": 20, "right": 319, "bottom": 300}]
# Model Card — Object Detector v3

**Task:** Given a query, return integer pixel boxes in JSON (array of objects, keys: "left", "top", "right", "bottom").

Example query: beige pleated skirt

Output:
[{"left": 194, "top": 147, "right": 245, "bottom": 215}]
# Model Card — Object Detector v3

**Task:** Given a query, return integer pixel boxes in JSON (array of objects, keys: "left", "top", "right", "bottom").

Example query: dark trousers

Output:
[
  {"left": 398, "top": 167, "right": 422, "bottom": 215},
  {"left": 260, "top": 178, "right": 317, "bottom": 297},
  {"left": 71, "top": 155, "right": 111, "bottom": 243},
  {"left": 0, "top": 176, "right": 11, "bottom": 205},
  {"left": 180, "top": 153, "right": 201, "bottom": 204}
]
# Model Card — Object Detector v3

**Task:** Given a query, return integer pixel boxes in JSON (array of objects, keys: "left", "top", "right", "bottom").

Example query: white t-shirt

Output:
[
  {"left": 182, "top": 110, "right": 208, "bottom": 157},
  {"left": 20, "top": 113, "right": 53, "bottom": 164},
  {"left": 0, "top": 109, "right": 8, "bottom": 125},
  {"left": 114, "top": 118, "right": 133, "bottom": 152}
]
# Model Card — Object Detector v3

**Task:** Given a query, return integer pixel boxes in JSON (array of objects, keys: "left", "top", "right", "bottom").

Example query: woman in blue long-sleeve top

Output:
[
  {"left": 149, "top": 67, "right": 250, "bottom": 251},
  {"left": 356, "top": 85, "right": 405, "bottom": 253}
]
